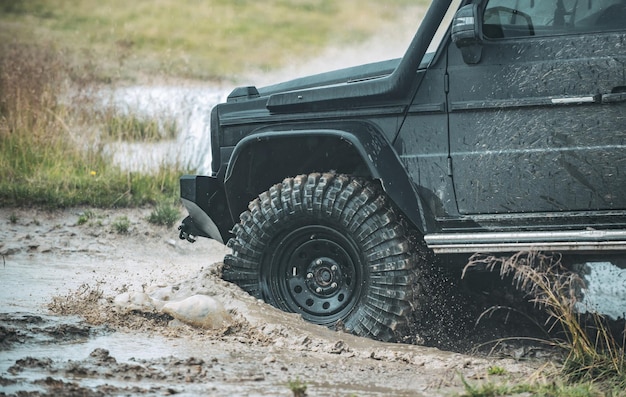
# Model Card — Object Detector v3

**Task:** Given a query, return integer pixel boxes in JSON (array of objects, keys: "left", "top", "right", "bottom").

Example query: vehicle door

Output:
[{"left": 447, "top": 0, "right": 626, "bottom": 217}]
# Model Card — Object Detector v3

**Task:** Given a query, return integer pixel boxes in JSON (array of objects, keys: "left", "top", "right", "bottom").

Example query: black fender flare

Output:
[{"left": 224, "top": 123, "right": 434, "bottom": 234}]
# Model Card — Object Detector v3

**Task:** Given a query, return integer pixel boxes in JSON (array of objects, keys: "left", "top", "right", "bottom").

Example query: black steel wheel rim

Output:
[{"left": 263, "top": 224, "right": 364, "bottom": 325}]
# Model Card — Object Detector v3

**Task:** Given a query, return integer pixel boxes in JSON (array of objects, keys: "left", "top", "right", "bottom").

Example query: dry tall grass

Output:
[
  {"left": 464, "top": 252, "right": 626, "bottom": 389},
  {"left": 0, "top": 42, "right": 181, "bottom": 208}
]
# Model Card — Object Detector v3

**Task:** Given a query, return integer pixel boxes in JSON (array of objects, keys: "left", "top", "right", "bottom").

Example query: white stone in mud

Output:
[
  {"left": 112, "top": 291, "right": 155, "bottom": 312},
  {"left": 161, "top": 294, "right": 232, "bottom": 329},
  {"left": 148, "top": 286, "right": 177, "bottom": 303}
]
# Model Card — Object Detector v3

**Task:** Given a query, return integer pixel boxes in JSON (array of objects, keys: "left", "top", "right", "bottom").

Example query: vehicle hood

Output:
[{"left": 257, "top": 58, "right": 401, "bottom": 97}]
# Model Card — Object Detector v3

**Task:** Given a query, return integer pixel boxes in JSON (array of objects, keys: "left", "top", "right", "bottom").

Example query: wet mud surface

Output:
[{"left": 0, "top": 208, "right": 555, "bottom": 396}]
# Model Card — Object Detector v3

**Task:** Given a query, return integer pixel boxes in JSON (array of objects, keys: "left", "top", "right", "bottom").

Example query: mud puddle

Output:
[{"left": 0, "top": 207, "right": 551, "bottom": 396}]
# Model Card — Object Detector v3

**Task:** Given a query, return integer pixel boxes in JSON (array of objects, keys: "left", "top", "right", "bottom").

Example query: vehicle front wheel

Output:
[{"left": 223, "top": 173, "right": 423, "bottom": 341}]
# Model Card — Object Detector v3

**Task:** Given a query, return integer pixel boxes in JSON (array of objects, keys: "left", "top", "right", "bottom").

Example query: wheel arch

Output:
[{"left": 223, "top": 125, "right": 432, "bottom": 234}]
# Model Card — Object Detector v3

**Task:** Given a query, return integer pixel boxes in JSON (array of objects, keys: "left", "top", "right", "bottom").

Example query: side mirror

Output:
[{"left": 451, "top": 4, "right": 482, "bottom": 64}]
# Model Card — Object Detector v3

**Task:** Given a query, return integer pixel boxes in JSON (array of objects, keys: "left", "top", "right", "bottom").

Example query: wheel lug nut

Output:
[
  {"left": 331, "top": 265, "right": 338, "bottom": 271},
  {"left": 307, "top": 273, "right": 314, "bottom": 279},
  {"left": 316, "top": 259, "right": 323, "bottom": 265},
  {"left": 316, "top": 287, "right": 323, "bottom": 293},
  {"left": 331, "top": 282, "right": 338, "bottom": 289}
]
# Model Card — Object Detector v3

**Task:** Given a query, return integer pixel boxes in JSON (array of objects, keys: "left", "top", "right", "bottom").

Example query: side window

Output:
[{"left": 483, "top": 0, "right": 626, "bottom": 39}]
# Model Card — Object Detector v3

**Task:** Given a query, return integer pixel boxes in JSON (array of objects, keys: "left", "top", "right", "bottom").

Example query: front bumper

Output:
[{"left": 179, "top": 175, "right": 231, "bottom": 244}]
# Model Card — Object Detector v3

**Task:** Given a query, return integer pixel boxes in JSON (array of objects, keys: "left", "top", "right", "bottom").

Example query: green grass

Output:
[
  {"left": 287, "top": 377, "right": 308, "bottom": 397},
  {"left": 0, "top": 41, "right": 183, "bottom": 208},
  {"left": 0, "top": 131, "right": 181, "bottom": 208},
  {"left": 147, "top": 203, "right": 180, "bottom": 228},
  {"left": 460, "top": 377, "right": 603, "bottom": 397},
  {"left": 77, "top": 210, "right": 96, "bottom": 226},
  {"left": 0, "top": 0, "right": 427, "bottom": 82},
  {"left": 102, "top": 112, "right": 178, "bottom": 142},
  {"left": 487, "top": 366, "right": 507, "bottom": 376},
  {"left": 112, "top": 216, "right": 130, "bottom": 234},
  {"left": 0, "top": 118, "right": 181, "bottom": 207}
]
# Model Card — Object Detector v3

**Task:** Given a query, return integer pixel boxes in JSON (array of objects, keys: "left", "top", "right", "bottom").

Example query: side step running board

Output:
[{"left": 424, "top": 230, "right": 626, "bottom": 254}]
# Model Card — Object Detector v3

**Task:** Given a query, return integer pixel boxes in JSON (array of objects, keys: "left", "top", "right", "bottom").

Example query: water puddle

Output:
[
  {"left": 99, "top": 85, "right": 228, "bottom": 174},
  {"left": 0, "top": 313, "right": 252, "bottom": 396},
  {"left": 0, "top": 308, "right": 431, "bottom": 396}
]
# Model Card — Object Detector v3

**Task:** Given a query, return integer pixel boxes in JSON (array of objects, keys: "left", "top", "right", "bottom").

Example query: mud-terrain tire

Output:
[{"left": 223, "top": 173, "right": 423, "bottom": 341}]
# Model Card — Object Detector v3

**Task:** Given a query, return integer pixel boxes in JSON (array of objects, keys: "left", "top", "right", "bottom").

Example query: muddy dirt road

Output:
[{"left": 0, "top": 207, "right": 549, "bottom": 396}]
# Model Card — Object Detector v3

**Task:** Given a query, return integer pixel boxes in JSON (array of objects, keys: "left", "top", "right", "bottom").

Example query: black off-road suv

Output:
[{"left": 179, "top": 0, "right": 626, "bottom": 341}]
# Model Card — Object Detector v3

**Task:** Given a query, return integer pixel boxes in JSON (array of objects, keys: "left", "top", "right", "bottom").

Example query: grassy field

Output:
[
  {"left": 0, "top": 41, "right": 182, "bottom": 208},
  {"left": 0, "top": 0, "right": 422, "bottom": 82},
  {"left": 0, "top": 0, "right": 424, "bottom": 209}
]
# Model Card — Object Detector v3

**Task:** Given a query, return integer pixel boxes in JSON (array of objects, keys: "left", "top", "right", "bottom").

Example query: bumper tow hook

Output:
[{"left": 178, "top": 217, "right": 197, "bottom": 243}]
